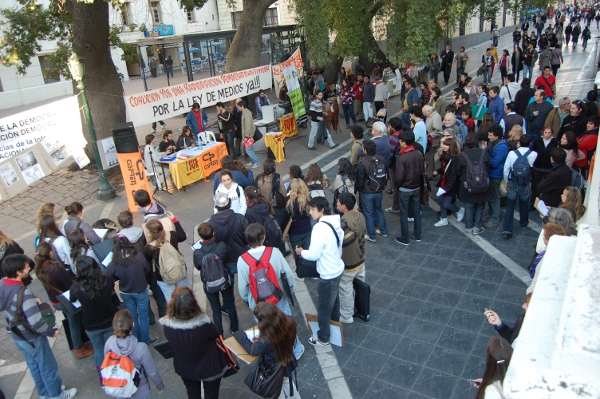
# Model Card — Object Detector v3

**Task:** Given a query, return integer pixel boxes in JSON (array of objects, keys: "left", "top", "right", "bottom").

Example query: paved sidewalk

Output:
[{"left": 0, "top": 22, "right": 598, "bottom": 399}]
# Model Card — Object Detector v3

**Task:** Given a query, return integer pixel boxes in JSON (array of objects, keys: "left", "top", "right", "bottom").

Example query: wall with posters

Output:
[{"left": 125, "top": 65, "right": 272, "bottom": 126}]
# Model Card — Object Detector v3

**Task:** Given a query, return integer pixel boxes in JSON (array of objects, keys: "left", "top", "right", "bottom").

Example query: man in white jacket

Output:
[
  {"left": 295, "top": 197, "right": 344, "bottom": 347},
  {"left": 499, "top": 74, "right": 521, "bottom": 106}
]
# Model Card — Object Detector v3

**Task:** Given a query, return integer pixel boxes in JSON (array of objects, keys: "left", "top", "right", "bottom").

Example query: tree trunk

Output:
[
  {"left": 226, "top": 0, "right": 276, "bottom": 72},
  {"left": 480, "top": 4, "right": 485, "bottom": 32},
  {"left": 322, "top": 52, "right": 342, "bottom": 86},
  {"left": 357, "top": 31, "right": 392, "bottom": 78},
  {"left": 68, "top": 0, "right": 126, "bottom": 143}
]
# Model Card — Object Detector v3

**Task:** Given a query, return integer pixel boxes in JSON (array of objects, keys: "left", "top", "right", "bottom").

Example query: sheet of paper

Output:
[
  {"left": 307, "top": 321, "right": 343, "bottom": 347},
  {"left": 61, "top": 290, "right": 81, "bottom": 308},
  {"left": 245, "top": 327, "right": 259, "bottom": 341},
  {"left": 190, "top": 240, "right": 202, "bottom": 251},
  {"left": 535, "top": 198, "right": 549, "bottom": 216},
  {"left": 93, "top": 228, "right": 109, "bottom": 240},
  {"left": 102, "top": 252, "right": 113, "bottom": 267}
]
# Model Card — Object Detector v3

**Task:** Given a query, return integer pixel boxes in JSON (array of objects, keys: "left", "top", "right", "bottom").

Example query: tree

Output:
[{"left": 0, "top": 0, "right": 206, "bottom": 146}]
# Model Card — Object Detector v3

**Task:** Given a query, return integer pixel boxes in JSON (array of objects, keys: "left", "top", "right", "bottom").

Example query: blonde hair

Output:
[
  {"left": 0, "top": 230, "right": 13, "bottom": 248},
  {"left": 36, "top": 203, "right": 55, "bottom": 233},
  {"left": 286, "top": 178, "right": 310, "bottom": 215},
  {"left": 507, "top": 125, "right": 523, "bottom": 143}
]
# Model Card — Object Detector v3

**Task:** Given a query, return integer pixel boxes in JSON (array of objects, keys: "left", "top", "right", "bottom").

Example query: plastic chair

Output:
[{"left": 198, "top": 131, "right": 217, "bottom": 144}]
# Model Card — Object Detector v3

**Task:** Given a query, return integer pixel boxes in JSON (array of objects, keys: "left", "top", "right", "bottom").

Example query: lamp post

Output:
[{"left": 67, "top": 53, "right": 116, "bottom": 201}]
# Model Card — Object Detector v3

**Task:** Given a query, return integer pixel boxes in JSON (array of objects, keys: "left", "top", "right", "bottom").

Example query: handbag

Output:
[
  {"left": 420, "top": 172, "right": 431, "bottom": 206},
  {"left": 244, "top": 356, "right": 297, "bottom": 399},
  {"left": 253, "top": 127, "right": 263, "bottom": 142},
  {"left": 215, "top": 335, "right": 240, "bottom": 378},
  {"left": 294, "top": 235, "right": 319, "bottom": 278}
]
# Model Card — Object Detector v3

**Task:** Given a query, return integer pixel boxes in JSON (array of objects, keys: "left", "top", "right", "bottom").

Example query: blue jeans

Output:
[
  {"left": 523, "top": 65, "right": 533, "bottom": 80},
  {"left": 482, "top": 68, "right": 490, "bottom": 84},
  {"left": 121, "top": 290, "right": 150, "bottom": 344},
  {"left": 399, "top": 188, "right": 422, "bottom": 241},
  {"left": 86, "top": 326, "right": 114, "bottom": 368},
  {"left": 157, "top": 277, "right": 189, "bottom": 304},
  {"left": 206, "top": 286, "right": 238, "bottom": 335},
  {"left": 502, "top": 182, "right": 531, "bottom": 234},
  {"left": 317, "top": 274, "right": 341, "bottom": 343},
  {"left": 362, "top": 192, "right": 388, "bottom": 239},
  {"left": 486, "top": 178, "right": 502, "bottom": 224},
  {"left": 289, "top": 232, "right": 311, "bottom": 252},
  {"left": 13, "top": 335, "right": 63, "bottom": 398},
  {"left": 166, "top": 65, "right": 173, "bottom": 78},
  {"left": 245, "top": 142, "right": 261, "bottom": 165},
  {"left": 464, "top": 202, "right": 485, "bottom": 229},
  {"left": 342, "top": 103, "right": 357, "bottom": 126},
  {"left": 456, "top": 67, "right": 464, "bottom": 84},
  {"left": 363, "top": 101, "right": 374, "bottom": 120},
  {"left": 54, "top": 303, "right": 84, "bottom": 349},
  {"left": 440, "top": 195, "right": 460, "bottom": 218},
  {"left": 308, "top": 120, "right": 335, "bottom": 148}
]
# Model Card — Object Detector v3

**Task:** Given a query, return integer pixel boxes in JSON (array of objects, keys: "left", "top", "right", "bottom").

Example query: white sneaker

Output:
[
  {"left": 61, "top": 388, "right": 77, "bottom": 399},
  {"left": 364, "top": 234, "right": 376, "bottom": 243},
  {"left": 251, "top": 163, "right": 261, "bottom": 169},
  {"left": 434, "top": 218, "right": 448, "bottom": 227},
  {"left": 339, "top": 316, "right": 354, "bottom": 324},
  {"left": 295, "top": 345, "right": 305, "bottom": 360},
  {"left": 457, "top": 207, "right": 465, "bottom": 222},
  {"left": 245, "top": 162, "right": 254, "bottom": 167}
]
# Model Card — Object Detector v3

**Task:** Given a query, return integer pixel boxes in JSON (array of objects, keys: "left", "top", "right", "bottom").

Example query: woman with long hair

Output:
[
  {"left": 39, "top": 214, "right": 71, "bottom": 269},
  {"left": 280, "top": 179, "right": 312, "bottom": 251},
  {"left": 559, "top": 186, "right": 586, "bottom": 221},
  {"left": 433, "top": 138, "right": 465, "bottom": 227},
  {"left": 304, "top": 163, "right": 329, "bottom": 198},
  {"left": 214, "top": 169, "right": 247, "bottom": 215},
  {"left": 36, "top": 202, "right": 57, "bottom": 234},
  {"left": 144, "top": 219, "right": 188, "bottom": 302},
  {"left": 177, "top": 125, "right": 195, "bottom": 150},
  {"left": 477, "top": 113, "right": 495, "bottom": 138},
  {"left": 105, "top": 235, "right": 155, "bottom": 346},
  {"left": 255, "top": 159, "right": 287, "bottom": 224},
  {"left": 474, "top": 85, "right": 489, "bottom": 122},
  {"left": 560, "top": 131, "right": 586, "bottom": 168},
  {"left": 104, "top": 310, "right": 164, "bottom": 398},
  {"left": 232, "top": 159, "right": 254, "bottom": 188},
  {"left": 244, "top": 186, "right": 275, "bottom": 225},
  {"left": 212, "top": 155, "right": 254, "bottom": 193},
  {"left": 419, "top": 81, "right": 431, "bottom": 107},
  {"left": 68, "top": 228, "right": 100, "bottom": 270},
  {"left": 511, "top": 47, "right": 524, "bottom": 82},
  {"left": 160, "top": 287, "right": 229, "bottom": 399},
  {"left": 472, "top": 337, "right": 513, "bottom": 398},
  {"left": 429, "top": 53, "right": 440, "bottom": 83},
  {"left": 63, "top": 202, "right": 101, "bottom": 245},
  {"left": 506, "top": 125, "right": 524, "bottom": 150},
  {"left": 339, "top": 78, "right": 357, "bottom": 128},
  {"left": 34, "top": 243, "right": 93, "bottom": 359},
  {"left": 233, "top": 302, "right": 298, "bottom": 398},
  {"left": 330, "top": 158, "right": 357, "bottom": 214},
  {"left": 430, "top": 87, "right": 448, "bottom": 116},
  {"left": 499, "top": 49, "right": 510, "bottom": 81},
  {"left": 70, "top": 256, "right": 119, "bottom": 371}
]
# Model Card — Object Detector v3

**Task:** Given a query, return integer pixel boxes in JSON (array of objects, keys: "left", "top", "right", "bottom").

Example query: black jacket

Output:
[
  {"left": 105, "top": 253, "right": 152, "bottom": 295},
  {"left": 525, "top": 101, "right": 554, "bottom": 135},
  {"left": 436, "top": 154, "right": 460, "bottom": 198},
  {"left": 514, "top": 87, "right": 536, "bottom": 117},
  {"left": 358, "top": 154, "right": 386, "bottom": 194},
  {"left": 558, "top": 114, "right": 589, "bottom": 142},
  {"left": 532, "top": 137, "right": 558, "bottom": 171},
  {"left": 208, "top": 210, "right": 248, "bottom": 262},
  {"left": 537, "top": 163, "right": 571, "bottom": 207},
  {"left": 394, "top": 146, "right": 424, "bottom": 189},
  {"left": 193, "top": 239, "right": 228, "bottom": 271},
  {"left": 71, "top": 276, "right": 118, "bottom": 331},
  {"left": 245, "top": 203, "right": 271, "bottom": 225}
]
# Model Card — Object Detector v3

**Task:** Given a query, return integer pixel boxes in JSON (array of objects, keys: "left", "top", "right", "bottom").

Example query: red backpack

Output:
[{"left": 241, "top": 247, "right": 282, "bottom": 305}]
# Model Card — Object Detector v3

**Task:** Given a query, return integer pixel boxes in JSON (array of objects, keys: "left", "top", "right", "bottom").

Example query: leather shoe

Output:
[
  {"left": 74, "top": 346, "right": 94, "bottom": 359},
  {"left": 502, "top": 232, "right": 513, "bottom": 239}
]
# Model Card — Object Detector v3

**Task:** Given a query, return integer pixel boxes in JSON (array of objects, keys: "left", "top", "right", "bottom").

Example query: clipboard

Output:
[
  {"left": 57, "top": 290, "right": 82, "bottom": 315},
  {"left": 223, "top": 326, "right": 260, "bottom": 364},
  {"left": 534, "top": 197, "right": 550, "bottom": 217},
  {"left": 305, "top": 313, "right": 344, "bottom": 347}
]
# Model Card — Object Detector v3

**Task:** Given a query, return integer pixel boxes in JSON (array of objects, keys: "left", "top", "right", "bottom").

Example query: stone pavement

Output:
[{"left": 0, "top": 22, "right": 598, "bottom": 399}]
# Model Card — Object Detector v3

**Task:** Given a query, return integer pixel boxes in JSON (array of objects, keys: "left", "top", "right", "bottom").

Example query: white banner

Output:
[
  {"left": 0, "top": 97, "right": 86, "bottom": 161},
  {"left": 125, "top": 65, "right": 273, "bottom": 126}
]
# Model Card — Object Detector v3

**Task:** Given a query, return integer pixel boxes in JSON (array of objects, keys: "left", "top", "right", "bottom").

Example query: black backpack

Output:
[
  {"left": 263, "top": 215, "right": 283, "bottom": 251},
  {"left": 366, "top": 156, "right": 387, "bottom": 192},
  {"left": 462, "top": 151, "right": 489, "bottom": 194},
  {"left": 271, "top": 174, "right": 286, "bottom": 208},
  {"left": 509, "top": 149, "right": 532, "bottom": 186},
  {"left": 200, "top": 252, "right": 232, "bottom": 294}
]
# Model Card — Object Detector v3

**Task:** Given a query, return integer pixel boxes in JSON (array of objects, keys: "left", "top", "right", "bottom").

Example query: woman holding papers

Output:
[
  {"left": 233, "top": 302, "right": 299, "bottom": 399},
  {"left": 34, "top": 242, "right": 93, "bottom": 360},
  {"left": 160, "top": 286, "right": 228, "bottom": 399},
  {"left": 432, "top": 138, "right": 465, "bottom": 227}
]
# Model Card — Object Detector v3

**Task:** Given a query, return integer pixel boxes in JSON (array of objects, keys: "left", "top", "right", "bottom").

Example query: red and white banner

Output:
[
  {"left": 272, "top": 49, "right": 304, "bottom": 96},
  {"left": 125, "top": 65, "right": 272, "bottom": 126}
]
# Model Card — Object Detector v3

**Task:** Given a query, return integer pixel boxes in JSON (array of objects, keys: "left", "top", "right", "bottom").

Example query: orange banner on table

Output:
[
  {"left": 117, "top": 152, "right": 153, "bottom": 212},
  {"left": 280, "top": 114, "right": 298, "bottom": 138},
  {"left": 199, "top": 143, "right": 229, "bottom": 181}
]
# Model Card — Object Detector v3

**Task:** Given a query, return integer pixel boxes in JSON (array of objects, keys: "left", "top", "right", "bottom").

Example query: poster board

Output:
[
  {"left": 223, "top": 327, "right": 260, "bottom": 364},
  {"left": 100, "top": 137, "right": 119, "bottom": 170},
  {"left": 116, "top": 152, "right": 154, "bottom": 212},
  {"left": 0, "top": 143, "right": 54, "bottom": 199},
  {"left": 305, "top": 313, "right": 344, "bottom": 347}
]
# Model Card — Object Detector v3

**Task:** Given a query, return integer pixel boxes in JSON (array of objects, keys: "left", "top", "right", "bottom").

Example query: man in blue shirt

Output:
[
  {"left": 410, "top": 105, "right": 428, "bottom": 153},
  {"left": 489, "top": 86, "right": 505, "bottom": 124}
]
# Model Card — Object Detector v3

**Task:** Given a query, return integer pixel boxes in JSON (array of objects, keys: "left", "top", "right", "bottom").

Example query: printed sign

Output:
[
  {"left": 116, "top": 152, "right": 154, "bottom": 212},
  {"left": 125, "top": 65, "right": 273, "bottom": 126},
  {"left": 280, "top": 114, "right": 298, "bottom": 138},
  {"left": 272, "top": 49, "right": 304, "bottom": 80},
  {"left": 0, "top": 97, "right": 86, "bottom": 161},
  {"left": 199, "top": 142, "right": 228, "bottom": 180}
]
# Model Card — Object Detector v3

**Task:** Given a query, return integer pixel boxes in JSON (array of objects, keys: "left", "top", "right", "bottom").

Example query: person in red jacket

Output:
[
  {"left": 352, "top": 74, "right": 364, "bottom": 121},
  {"left": 577, "top": 116, "right": 599, "bottom": 175}
]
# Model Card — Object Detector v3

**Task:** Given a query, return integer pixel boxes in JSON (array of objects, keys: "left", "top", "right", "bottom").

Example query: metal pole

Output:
[{"left": 77, "top": 80, "right": 117, "bottom": 201}]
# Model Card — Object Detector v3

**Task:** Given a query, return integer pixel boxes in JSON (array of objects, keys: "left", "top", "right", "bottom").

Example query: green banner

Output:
[{"left": 289, "top": 87, "right": 306, "bottom": 119}]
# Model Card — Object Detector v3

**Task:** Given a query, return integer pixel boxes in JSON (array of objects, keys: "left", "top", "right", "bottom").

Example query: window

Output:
[
  {"left": 231, "top": 12, "right": 242, "bottom": 29},
  {"left": 121, "top": 3, "right": 130, "bottom": 26},
  {"left": 38, "top": 56, "right": 59, "bottom": 84},
  {"left": 187, "top": 10, "right": 194, "bottom": 22},
  {"left": 150, "top": 1, "right": 161, "bottom": 24},
  {"left": 263, "top": 8, "right": 278, "bottom": 26}
]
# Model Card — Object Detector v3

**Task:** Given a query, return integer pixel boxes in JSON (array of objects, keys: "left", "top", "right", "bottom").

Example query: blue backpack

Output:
[
  {"left": 455, "top": 120, "right": 467, "bottom": 148},
  {"left": 509, "top": 149, "right": 532, "bottom": 185}
]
